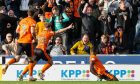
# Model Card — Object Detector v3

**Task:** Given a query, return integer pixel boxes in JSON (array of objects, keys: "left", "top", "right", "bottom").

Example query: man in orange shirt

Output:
[
  {"left": 90, "top": 54, "right": 118, "bottom": 81},
  {"left": 2, "top": 9, "right": 37, "bottom": 81},
  {"left": 18, "top": 23, "right": 74, "bottom": 80}
]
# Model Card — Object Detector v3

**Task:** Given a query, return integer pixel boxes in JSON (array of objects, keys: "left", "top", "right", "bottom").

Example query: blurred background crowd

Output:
[{"left": 0, "top": 0, "right": 140, "bottom": 56}]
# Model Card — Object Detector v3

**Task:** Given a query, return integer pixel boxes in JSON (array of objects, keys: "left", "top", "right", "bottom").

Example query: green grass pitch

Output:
[{"left": 0, "top": 81, "right": 140, "bottom": 84}]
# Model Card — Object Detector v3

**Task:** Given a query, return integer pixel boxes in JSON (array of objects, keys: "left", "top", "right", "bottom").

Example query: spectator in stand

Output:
[
  {"left": 7, "top": 9, "right": 18, "bottom": 37},
  {"left": 19, "top": 0, "right": 30, "bottom": 18},
  {"left": 28, "top": 0, "right": 46, "bottom": 8},
  {"left": 115, "top": 1, "right": 132, "bottom": 52},
  {"left": 98, "top": 34, "right": 116, "bottom": 54},
  {"left": 49, "top": 35, "right": 66, "bottom": 56},
  {"left": 42, "top": 0, "right": 57, "bottom": 20},
  {"left": 73, "top": 0, "right": 82, "bottom": 42},
  {"left": 114, "top": 25, "right": 123, "bottom": 48},
  {"left": 98, "top": 10, "right": 112, "bottom": 35},
  {"left": 58, "top": 0, "right": 74, "bottom": 54},
  {"left": 78, "top": 2, "right": 98, "bottom": 51},
  {"left": 108, "top": 0, "right": 119, "bottom": 34},
  {"left": 8, "top": 0, "right": 21, "bottom": 18},
  {"left": 70, "top": 33, "right": 94, "bottom": 55},
  {"left": 88, "top": 0, "right": 100, "bottom": 19},
  {"left": 134, "top": 7, "right": 140, "bottom": 53},
  {"left": 5, "top": 0, "right": 21, "bottom": 14},
  {"left": 32, "top": 3, "right": 44, "bottom": 22},
  {"left": 5, "top": 0, "right": 12, "bottom": 11},
  {"left": 46, "top": 6, "right": 70, "bottom": 51},
  {"left": 0, "top": 6, "right": 16, "bottom": 41},
  {"left": 1, "top": 33, "right": 17, "bottom": 56},
  {"left": 87, "top": 0, "right": 101, "bottom": 50}
]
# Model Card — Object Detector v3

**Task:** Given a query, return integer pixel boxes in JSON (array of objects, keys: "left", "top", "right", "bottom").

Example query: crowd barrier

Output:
[
  {"left": 1, "top": 54, "right": 140, "bottom": 64},
  {"left": 0, "top": 54, "right": 140, "bottom": 81}
]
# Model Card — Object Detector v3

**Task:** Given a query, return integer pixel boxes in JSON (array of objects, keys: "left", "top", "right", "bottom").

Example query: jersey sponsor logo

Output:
[{"left": 21, "top": 24, "right": 27, "bottom": 35}]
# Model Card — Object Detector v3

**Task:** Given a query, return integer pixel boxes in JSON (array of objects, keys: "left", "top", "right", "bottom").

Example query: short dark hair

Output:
[
  {"left": 27, "top": 9, "right": 35, "bottom": 17},
  {"left": 53, "top": 35, "right": 63, "bottom": 44}
]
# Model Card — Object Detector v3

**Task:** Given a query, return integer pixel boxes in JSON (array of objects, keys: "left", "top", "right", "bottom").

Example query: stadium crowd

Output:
[{"left": 0, "top": 0, "right": 140, "bottom": 55}]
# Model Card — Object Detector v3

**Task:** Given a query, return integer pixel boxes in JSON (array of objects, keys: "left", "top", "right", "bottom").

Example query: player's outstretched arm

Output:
[{"left": 55, "top": 23, "right": 74, "bottom": 34}]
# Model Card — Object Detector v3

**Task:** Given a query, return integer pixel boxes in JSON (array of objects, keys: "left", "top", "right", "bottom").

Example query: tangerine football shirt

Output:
[{"left": 17, "top": 17, "right": 36, "bottom": 43}]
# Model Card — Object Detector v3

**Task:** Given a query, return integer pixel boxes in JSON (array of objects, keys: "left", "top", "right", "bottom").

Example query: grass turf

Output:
[{"left": 0, "top": 81, "right": 140, "bottom": 84}]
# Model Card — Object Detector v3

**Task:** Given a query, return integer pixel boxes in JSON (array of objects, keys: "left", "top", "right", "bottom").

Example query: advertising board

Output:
[{"left": 1, "top": 65, "right": 140, "bottom": 81}]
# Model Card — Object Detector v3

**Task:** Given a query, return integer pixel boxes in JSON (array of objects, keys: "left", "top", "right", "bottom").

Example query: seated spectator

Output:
[
  {"left": 70, "top": 33, "right": 94, "bottom": 55},
  {"left": 1, "top": 33, "right": 29, "bottom": 63},
  {"left": 98, "top": 34, "right": 116, "bottom": 54},
  {"left": 49, "top": 35, "right": 66, "bottom": 56},
  {"left": 1, "top": 33, "right": 17, "bottom": 56}
]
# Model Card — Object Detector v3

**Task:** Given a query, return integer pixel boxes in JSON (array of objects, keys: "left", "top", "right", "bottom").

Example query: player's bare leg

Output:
[
  {"left": 18, "top": 61, "right": 36, "bottom": 81},
  {"left": 38, "top": 60, "right": 52, "bottom": 80},
  {"left": 2, "top": 64, "right": 9, "bottom": 74},
  {"left": 28, "top": 57, "right": 37, "bottom": 81},
  {"left": 2, "top": 55, "right": 21, "bottom": 74}
]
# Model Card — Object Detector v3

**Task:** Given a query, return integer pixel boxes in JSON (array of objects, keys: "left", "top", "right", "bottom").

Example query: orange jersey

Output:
[
  {"left": 74, "top": 0, "right": 81, "bottom": 17},
  {"left": 36, "top": 30, "right": 55, "bottom": 51},
  {"left": 35, "top": 22, "right": 46, "bottom": 36},
  {"left": 17, "top": 17, "right": 36, "bottom": 43},
  {"left": 90, "top": 55, "right": 106, "bottom": 75},
  {"left": 45, "top": 12, "right": 53, "bottom": 19},
  {"left": 115, "top": 31, "right": 123, "bottom": 39}
]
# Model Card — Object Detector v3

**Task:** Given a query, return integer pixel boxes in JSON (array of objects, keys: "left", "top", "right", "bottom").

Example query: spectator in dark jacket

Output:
[
  {"left": 0, "top": 6, "right": 16, "bottom": 41},
  {"left": 78, "top": 2, "right": 98, "bottom": 49}
]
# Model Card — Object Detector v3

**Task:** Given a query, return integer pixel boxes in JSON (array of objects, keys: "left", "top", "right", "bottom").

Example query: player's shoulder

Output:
[
  {"left": 90, "top": 54, "right": 97, "bottom": 61},
  {"left": 49, "top": 30, "right": 55, "bottom": 36}
]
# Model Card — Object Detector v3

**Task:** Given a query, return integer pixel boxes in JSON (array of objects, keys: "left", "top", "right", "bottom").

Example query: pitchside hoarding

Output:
[
  {"left": 1, "top": 65, "right": 140, "bottom": 81},
  {"left": 0, "top": 65, "right": 2, "bottom": 81},
  {"left": 1, "top": 55, "right": 140, "bottom": 64}
]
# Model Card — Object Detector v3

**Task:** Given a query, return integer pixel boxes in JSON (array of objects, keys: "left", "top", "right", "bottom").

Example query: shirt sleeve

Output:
[{"left": 62, "top": 13, "right": 69, "bottom": 22}]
